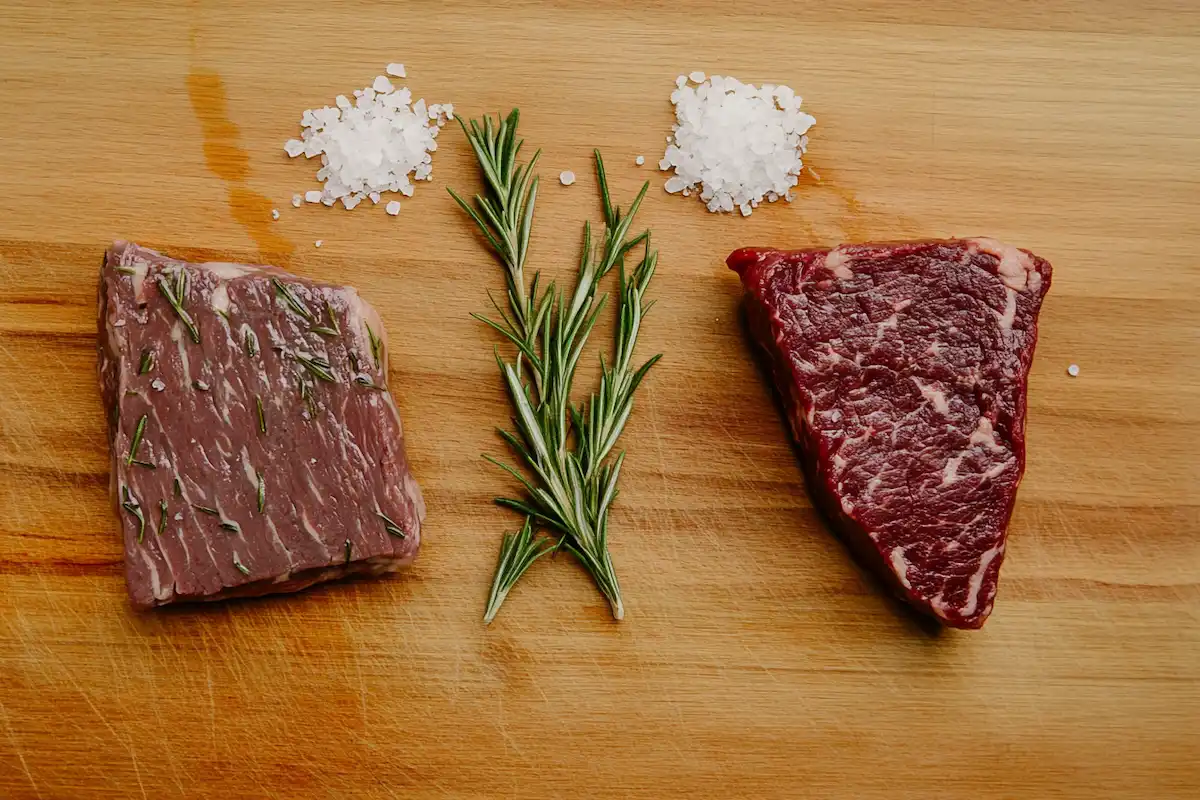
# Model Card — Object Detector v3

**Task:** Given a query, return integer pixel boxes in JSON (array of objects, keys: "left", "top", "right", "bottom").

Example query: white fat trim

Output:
[
  {"left": 200, "top": 261, "right": 254, "bottom": 279},
  {"left": 889, "top": 547, "right": 913, "bottom": 589},
  {"left": 823, "top": 248, "right": 853, "bottom": 279},
  {"left": 969, "top": 238, "right": 1034, "bottom": 292},
  {"left": 962, "top": 544, "right": 1003, "bottom": 618}
]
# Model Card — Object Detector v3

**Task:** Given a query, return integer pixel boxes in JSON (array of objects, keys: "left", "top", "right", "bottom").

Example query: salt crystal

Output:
[
  {"left": 174, "top": 512, "right": 182, "bottom": 521},
  {"left": 662, "top": 73, "right": 815, "bottom": 215},
  {"left": 291, "top": 194, "right": 302, "bottom": 208},
  {"left": 559, "top": 170, "right": 576, "bottom": 186},
  {"left": 271, "top": 209, "right": 280, "bottom": 220},
  {"left": 386, "top": 200, "right": 401, "bottom": 215},
  {"left": 635, "top": 155, "right": 645, "bottom": 166},
  {"left": 315, "top": 240, "right": 323, "bottom": 248},
  {"left": 1067, "top": 364, "right": 1080, "bottom": 377},
  {"left": 285, "top": 72, "right": 450, "bottom": 213},
  {"left": 151, "top": 378, "right": 166, "bottom": 392}
]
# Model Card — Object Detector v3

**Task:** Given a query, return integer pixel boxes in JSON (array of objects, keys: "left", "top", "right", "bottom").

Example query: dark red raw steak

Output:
[
  {"left": 729, "top": 239, "right": 1051, "bottom": 628},
  {"left": 99, "top": 242, "right": 424, "bottom": 609}
]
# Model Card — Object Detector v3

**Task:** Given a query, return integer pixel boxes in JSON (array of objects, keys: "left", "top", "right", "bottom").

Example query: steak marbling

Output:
[
  {"left": 99, "top": 242, "right": 424, "bottom": 608},
  {"left": 729, "top": 239, "right": 1051, "bottom": 628}
]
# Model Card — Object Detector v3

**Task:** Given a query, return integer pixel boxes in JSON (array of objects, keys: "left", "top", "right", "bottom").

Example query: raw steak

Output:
[
  {"left": 98, "top": 242, "right": 424, "bottom": 609},
  {"left": 729, "top": 239, "right": 1051, "bottom": 628}
]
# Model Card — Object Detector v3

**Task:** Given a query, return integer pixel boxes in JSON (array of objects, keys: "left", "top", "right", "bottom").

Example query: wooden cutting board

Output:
[{"left": 1, "top": 2, "right": 1197, "bottom": 797}]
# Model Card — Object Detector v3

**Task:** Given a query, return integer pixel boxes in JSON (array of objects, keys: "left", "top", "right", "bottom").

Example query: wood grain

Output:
[{"left": 1, "top": 1, "right": 1198, "bottom": 797}]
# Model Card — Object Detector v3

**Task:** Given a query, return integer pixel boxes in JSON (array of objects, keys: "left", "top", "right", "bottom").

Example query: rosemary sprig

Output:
[
  {"left": 377, "top": 511, "right": 407, "bottom": 539},
  {"left": 272, "top": 278, "right": 314, "bottom": 322},
  {"left": 126, "top": 414, "right": 148, "bottom": 466},
  {"left": 156, "top": 273, "right": 200, "bottom": 343},
  {"left": 451, "top": 111, "right": 660, "bottom": 623},
  {"left": 296, "top": 353, "right": 337, "bottom": 383},
  {"left": 484, "top": 518, "right": 554, "bottom": 624},
  {"left": 122, "top": 486, "right": 146, "bottom": 543}
]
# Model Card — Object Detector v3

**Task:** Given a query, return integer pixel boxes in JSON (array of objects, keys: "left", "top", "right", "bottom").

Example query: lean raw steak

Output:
[
  {"left": 98, "top": 242, "right": 424, "bottom": 609},
  {"left": 729, "top": 239, "right": 1051, "bottom": 628}
]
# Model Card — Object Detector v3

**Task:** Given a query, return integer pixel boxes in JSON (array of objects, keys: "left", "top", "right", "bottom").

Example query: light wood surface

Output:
[{"left": 1, "top": 2, "right": 1198, "bottom": 797}]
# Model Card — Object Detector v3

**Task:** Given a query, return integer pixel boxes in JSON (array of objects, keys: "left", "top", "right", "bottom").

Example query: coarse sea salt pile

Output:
[
  {"left": 284, "top": 65, "right": 453, "bottom": 214},
  {"left": 661, "top": 72, "right": 816, "bottom": 216}
]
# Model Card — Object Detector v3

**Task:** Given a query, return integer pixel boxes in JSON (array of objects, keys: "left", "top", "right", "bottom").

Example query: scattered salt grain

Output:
[
  {"left": 559, "top": 170, "right": 576, "bottom": 186},
  {"left": 284, "top": 64, "right": 452, "bottom": 213},
  {"left": 315, "top": 240, "right": 323, "bottom": 248},
  {"left": 291, "top": 194, "right": 302, "bottom": 208},
  {"left": 271, "top": 209, "right": 280, "bottom": 220},
  {"left": 1067, "top": 364, "right": 1080, "bottom": 377},
  {"left": 151, "top": 378, "right": 166, "bottom": 392},
  {"left": 635, "top": 155, "right": 645, "bottom": 166},
  {"left": 386, "top": 200, "right": 401, "bottom": 216},
  {"left": 174, "top": 512, "right": 183, "bottom": 521},
  {"left": 661, "top": 73, "right": 816, "bottom": 215}
]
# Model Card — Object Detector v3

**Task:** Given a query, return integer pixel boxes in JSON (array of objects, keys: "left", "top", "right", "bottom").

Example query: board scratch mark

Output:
[{"left": 0, "top": 695, "right": 42, "bottom": 799}]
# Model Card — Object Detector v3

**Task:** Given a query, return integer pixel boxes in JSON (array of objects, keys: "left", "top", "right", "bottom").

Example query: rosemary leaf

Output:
[
  {"left": 255, "top": 395, "right": 267, "bottom": 434},
  {"left": 354, "top": 375, "right": 386, "bottom": 391},
  {"left": 377, "top": 511, "right": 407, "bottom": 539},
  {"left": 256, "top": 472, "right": 265, "bottom": 513},
  {"left": 192, "top": 504, "right": 220, "bottom": 516},
  {"left": 173, "top": 477, "right": 182, "bottom": 497},
  {"left": 344, "top": 539, "right": 352, "bottom": 565},
  {"left": 126, "top": 414, "right": 148, "bottom": 466},
  {"left": 115, "top": 265, "right": 137, "bottom": 275},
  {"left": 219, "top": 520, "right": 241, "bottom": 533},
  {"left": 272, "top": 278, "right": 314, "bottom": 322},
  {"left": 244, "top": 328, "right": 260, "bottom": 358},
  {"left": 138, "top": 349, "right": 155, "bottom": 375},
  {"left": 296, "top": 353, "right": 337, "bottom": 383},
  {"left": 233, "top": 554, "right": 250, "bottom": 576},
  {"left": 325, "top": 301, "right": 341, "bottom": 334},
  {"left": 121, "top": 486, "right": 146, "bottom": 543},
  {"left": 157, "top": 500, "right": 168, "bottom": 535},
  {"left": 156, "top": 274, "right": 200, "bottom": 344},
  {"left": 366, "top": 323, "right": 383, "bottom": 368},
  {"left": 131, "top": 459, "right": 156, "bottom": 470},
  {"left": 311, "top": 326, "right": 339, "bottom": 337}
]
